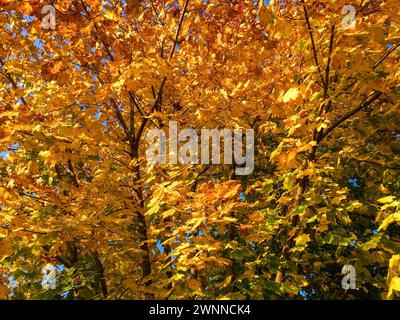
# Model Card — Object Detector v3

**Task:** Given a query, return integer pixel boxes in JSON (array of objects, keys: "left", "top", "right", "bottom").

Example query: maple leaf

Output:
[
  {"left": 294, "top": 234, "right": 310, "bottom": 247},
  {"left": 282, "top": 88, "right": 300, "bottom": 103}
]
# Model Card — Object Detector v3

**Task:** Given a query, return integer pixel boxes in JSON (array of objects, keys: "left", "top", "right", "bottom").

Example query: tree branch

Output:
[
  {"left": 169, "top": 0, "right": 190, "bottom": 59},
  {"left": 323, "top": 25, "right": 335, "bottom": 99},
  {"left": 303, "top": 5, "right": 325, "bottom": 87},
  {"left": 373, "top": 42, "right": 400, "bottom": 70},
  {"left": 318, "top": 91, "right": 382, "bottom": 142}
]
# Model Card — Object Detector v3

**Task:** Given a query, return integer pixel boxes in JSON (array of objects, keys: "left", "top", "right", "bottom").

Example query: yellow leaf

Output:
[
  {"left": 162, "top": 208, "right": 176, "bottom": 218},
  {"left": 283, "top": 88, "right": 300, "bottom": 103},
  {"left": 222, "top": 216, "right": 237, "bottom": 223},
  {"left": 378, "top": 212, "right": 400, "bottom": 231},
  {"left": 221, "top": 275, "right": 232, "bottom": 288},
  {"left": 389, "top": 254, "right": 400, "bottom": 269},
  {"left": 223, "top": 187, "right": 240, "bottom": 199},
  {"left": 378, "top": 196, "right": 395, "bottom": 204},
  {"left": 388, "top": 277, "right": 400, "bottom": 299},
  {"left": 295, "top": 234, "right": 310, "bottom": 247},
  {"left": 39, "top": 150, "right": 51, "bottom": 159},
  {"left": 351, "top": 201, "right": 363, "bottom": 209}
]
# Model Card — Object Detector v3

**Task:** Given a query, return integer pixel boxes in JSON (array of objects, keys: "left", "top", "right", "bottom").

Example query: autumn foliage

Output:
[{"left": 0, "top": 0, "right": 400, "bottom": 300}]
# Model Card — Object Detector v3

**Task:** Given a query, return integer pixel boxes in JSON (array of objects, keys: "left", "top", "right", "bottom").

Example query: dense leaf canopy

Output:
[{"left": 0, "top": 0, "right": 399, "bottom": 300}]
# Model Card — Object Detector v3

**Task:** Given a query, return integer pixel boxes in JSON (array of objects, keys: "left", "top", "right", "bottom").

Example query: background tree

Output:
[{"left": 0, "top": 0, "right": 399, "bottom": 299}]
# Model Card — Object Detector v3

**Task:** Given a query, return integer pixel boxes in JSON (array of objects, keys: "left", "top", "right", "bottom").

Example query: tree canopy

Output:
[{"left": 0, "top": 0, "right": 400, "bottom": 300}]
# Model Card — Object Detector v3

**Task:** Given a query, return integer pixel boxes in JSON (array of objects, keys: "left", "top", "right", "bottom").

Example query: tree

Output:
[{"left": 0, "top": 0, "right": 399, "bottom": 300}]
